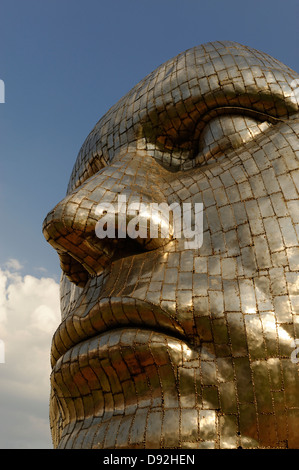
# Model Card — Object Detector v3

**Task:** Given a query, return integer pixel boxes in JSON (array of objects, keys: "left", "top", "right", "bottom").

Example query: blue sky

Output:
[
  {"left": 0, "top": 0, "right": 298, "bottom": 280},
  {"left": 0, "top": 0, "right": 298, "bottom": 449}
]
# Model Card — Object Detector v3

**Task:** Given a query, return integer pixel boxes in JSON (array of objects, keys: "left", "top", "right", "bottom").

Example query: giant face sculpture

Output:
[{"left": 43, "top": 41, "right": 299, "bottom": 449}]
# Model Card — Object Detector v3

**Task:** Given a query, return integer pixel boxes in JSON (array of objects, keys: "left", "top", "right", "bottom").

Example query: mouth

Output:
[
  {"left": 51, "top": 278, "right": 190, "bottom": 369},
  {"left": 50, "top": 325, "right": 201, "bottom": 438},
  {"left": 50, "top": 247, "right": 203, "bottom": 440}
]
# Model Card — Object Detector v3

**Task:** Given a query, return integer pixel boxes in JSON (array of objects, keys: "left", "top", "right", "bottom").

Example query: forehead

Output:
[{"left": 68, "top": 41, "right": 299, "bottom": 193}]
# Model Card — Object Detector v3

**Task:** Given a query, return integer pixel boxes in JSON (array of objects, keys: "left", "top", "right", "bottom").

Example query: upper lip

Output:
[{"left": 50, "top": 277, "right": 186, "bottom": 368}]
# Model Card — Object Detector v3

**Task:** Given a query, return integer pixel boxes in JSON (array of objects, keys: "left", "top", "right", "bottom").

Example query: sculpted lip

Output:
[
  {"left": 50, "top": 283, "right": 187, "bottom": 368},
  {"left": 50, "top": 327, "right": 201, "bottom": 432}
]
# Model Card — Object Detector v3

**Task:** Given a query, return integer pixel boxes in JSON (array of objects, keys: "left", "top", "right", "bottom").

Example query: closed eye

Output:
[
  {"left": 187, "top": 112, "right": 274, "bottom": 169},
  {"left": 142, "top": 105, "right": 278, "bottom": 171}
]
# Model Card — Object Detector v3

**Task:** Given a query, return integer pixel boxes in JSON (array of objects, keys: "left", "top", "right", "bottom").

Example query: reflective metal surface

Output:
[{"left": 43, "top": 41, "right": 299, "bottom": 449}]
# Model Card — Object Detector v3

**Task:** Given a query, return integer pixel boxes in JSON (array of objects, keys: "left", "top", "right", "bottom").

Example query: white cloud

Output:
[
  {"left": 4, "top": 258, "right": 24, "bottom": 272},
  {"left": 0, "top": 263, "right": 61, "bottom": 448},
  {"left": 33, "top": 266, "right": 48, "bottom": 274}
]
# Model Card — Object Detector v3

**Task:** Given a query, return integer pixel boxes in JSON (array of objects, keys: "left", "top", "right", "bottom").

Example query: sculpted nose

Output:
[{"left": 42, "top": 152, "right": 172, "bottom": 287}]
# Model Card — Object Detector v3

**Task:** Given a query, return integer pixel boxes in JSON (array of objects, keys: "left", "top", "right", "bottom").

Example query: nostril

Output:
[
  {"left": 43, "top": 200, "right": 175, "bottom": 288},
  {"left": 43, "top": 202, "right": 148, "bottom": 287},
  {"left": 42, "top": 159, "right": 175, "bottom": 287},
  {"left": 50, "top": 236, "right": 149, "bottom": 288},
  {"left": 58, "top": 252, "right": 89, "bottom": 287}
]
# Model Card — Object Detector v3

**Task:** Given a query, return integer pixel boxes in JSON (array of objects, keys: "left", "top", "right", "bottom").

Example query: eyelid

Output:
[
  {"left": 194, "top": 114, "right": 271, "bottom": 165},
  {"left": 183, "top": 108, "right": 278, "bottom": 169},
  {"left": 142, "top": 104, "right": 282, "bottom": 170}
]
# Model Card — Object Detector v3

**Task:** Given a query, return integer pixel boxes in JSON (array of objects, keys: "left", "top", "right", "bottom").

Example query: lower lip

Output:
[
  {"left": 51, "top": 295, "right": 186, "bottom": 368},
  {"left": 51, "top": 327, "right": 198, "bottom": 403}
]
